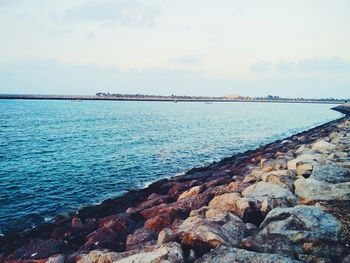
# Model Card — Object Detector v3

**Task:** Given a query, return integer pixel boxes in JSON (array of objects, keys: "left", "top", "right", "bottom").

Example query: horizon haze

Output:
[{"left": 0, "top": 0, "right": 349, "bottom": 98}]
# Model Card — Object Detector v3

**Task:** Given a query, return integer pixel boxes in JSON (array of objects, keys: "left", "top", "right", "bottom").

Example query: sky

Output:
[{"left": 0, "top": 0, "right": 349, "bottom": 98}]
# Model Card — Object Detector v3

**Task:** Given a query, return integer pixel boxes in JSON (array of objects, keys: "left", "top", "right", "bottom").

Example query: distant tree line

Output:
[{"left": 95, "top": 92, "right": 348, "bottom": 102}]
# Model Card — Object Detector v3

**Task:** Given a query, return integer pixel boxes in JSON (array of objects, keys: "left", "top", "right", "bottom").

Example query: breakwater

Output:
[{"left": 0, "top": 104, "right": 349, "bottom": 262}]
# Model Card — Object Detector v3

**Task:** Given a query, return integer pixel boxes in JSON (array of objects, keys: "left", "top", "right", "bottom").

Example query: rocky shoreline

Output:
[{"left": 1, "top": 104, "right": 350, "bottom": 262}]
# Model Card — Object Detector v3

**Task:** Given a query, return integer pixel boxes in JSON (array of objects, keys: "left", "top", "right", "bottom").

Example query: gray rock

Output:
[
  {"left": 242, "top": 182, "right": 297, "bottom": 213},
  {"left": 114, "top": 242, "right": 184, "bottom": 263},
  {"left": 310, "top": 163, "right": 350, "bottom": 183},
  {"left": 195, "top": 246, "right": 302, "bottom": 263},
  {"left": 175, "top": 212, "right": 246, "bottom": 249},
  {"left": 241, "top": 206, "right": 343, "bottom": 260},
  {"left": 294, "top": 178, "right": 350, "bottom": 203}
]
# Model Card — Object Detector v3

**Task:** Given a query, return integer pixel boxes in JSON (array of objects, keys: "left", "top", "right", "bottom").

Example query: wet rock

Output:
[
  {"left": 80, "top": 228, "right": 124, "bottom": 252},
  {"left": 72, "top": 217, "right": 85, "bottom": 229},
  {"left": 175, "top": 212, "right": 246, "bottom": 250},
  {"left": 7, "top": 239, "right": 66, "bottom": 260},
  {"left": 115, "top": 242, "right": 184, "bottom": 263},
  {"left": 178, "top": 186, "right": 203, "bottom": 200},
  {"left": 294, "top": 178, "right": 350, "bottom": 203},
  {"left": 310, "top": 163, "right": 350, "bottom": 183},
  {"left": 241, "top": 206, "right": 343, "bottom": 259},
  {"left": 312, "top": 140, "right": 336, "bottom": 154},
  {"left": 126, "top": 228, "right": 156, "bottom": 250},
  {"left": 126, "top": 194, "right": 171, "bottom": 215},
  {"left": 84, "top": 218, "right": 98, "bottom": 232},
  {"left": 196, "top": 246, "right": 302, "bottom": 263},
  {"left": 98, "top": 214, "right": 135, "bottom": 238},
  {"left": 242, "top": 182, "right": 297, "bottom": 213}
]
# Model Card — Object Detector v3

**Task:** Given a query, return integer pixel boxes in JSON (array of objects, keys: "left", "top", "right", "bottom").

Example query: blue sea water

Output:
[{"left": 0, "top": 100, "right": 343, "bottom": 233}]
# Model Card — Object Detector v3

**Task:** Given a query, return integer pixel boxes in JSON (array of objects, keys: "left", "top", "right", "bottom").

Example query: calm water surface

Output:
[{"left": 0, "top": 100, "right": 342, "bottom": 233}]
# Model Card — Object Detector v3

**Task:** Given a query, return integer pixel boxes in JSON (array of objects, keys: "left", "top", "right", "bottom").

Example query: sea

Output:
[{"left": 0, "top": 100, "right": 343, "bottom": 234}]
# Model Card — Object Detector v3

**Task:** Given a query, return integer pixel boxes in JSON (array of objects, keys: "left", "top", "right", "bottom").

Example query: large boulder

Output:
[
  {"left": 294, "top": 178, "right": 350, "bottom": 203},
  {"left": 309, "top": 163, "right": 350, "bottom": 183},
  {"left": 242, "top": 182, "right": 297, "bottom": 213},
  {"left": 175, "top": 212, "right": 246, "bottom": 250},
  {"left": 241, "top": 206, "right": 344, "bottom": 260},
  {"left": 196, "top": 246, "right": 302, "bottom": 263}
]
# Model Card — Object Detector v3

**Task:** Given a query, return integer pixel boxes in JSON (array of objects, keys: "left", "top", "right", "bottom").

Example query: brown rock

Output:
[{"left": 144, "top": 214, "right": 174, "bottom": 233}]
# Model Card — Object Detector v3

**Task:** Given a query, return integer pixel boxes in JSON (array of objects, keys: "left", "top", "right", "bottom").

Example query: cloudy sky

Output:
[{"left": 0, "top": 0, "right": 349, "bottom": 98}]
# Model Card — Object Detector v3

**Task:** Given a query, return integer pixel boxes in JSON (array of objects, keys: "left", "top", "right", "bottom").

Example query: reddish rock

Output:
[
  {"left": 71, "top": 217, "right": 84, "bottom": 229},
  {"left": 80, "top": 228, "right": 124, "bottom": 252},
  {"left": 168, "top": 180, "right": 201, "bottom": 199},
  {"left": 126, "top": 228, "right": 156, "bottom": 250},
  {"left": 139, "top": 203, "right": 169, "bottom": 219},
  {"left": 144, "top": 214, "right": 174, "bottom": 233},
  {"left": 126, "top": 194, "right": 171, "bottom": 215},
  {"left": 6, "top": 239, "right": 66, "bottom": 260},
  {"left": 98, "top": 214, "right": 135, "bottom": 236},
  {"left": 204, "top": 176, "right": 232, "bottom": 188},
  {"left": 84, "top": 218, "right": 98, "bottom": 232}
]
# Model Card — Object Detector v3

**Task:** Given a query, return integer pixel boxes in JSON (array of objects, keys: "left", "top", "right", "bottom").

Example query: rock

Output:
[
  {"left": 178, "top": 186, "right": 203, "bottom": 200},
  {"left": 85, "top": 218, "right": 98, "bottom": 232},
  {"left": 242, "top": 182, "right": 297, "bottom": 213},
  {"left": 287, "top": 154, "right": 322, "bottom": 170},
  {"left": 261, "top": 170, "right": 296, "bottom": 191},
  {"left": 7, "top": 239, "right": 66, "bottom": 260},
  {"left": 296, "top": 161, "right": 313, "bottom": 178},
  {"left": 126, "top": 194, "right": 171, "bottom": 215},
  {"left": 260, "top": 159, "right": 288, "bottom": 172},
  {"left": 144, "top": 214, "right": 174, "bottom": 233},
  {"left": 126, "top": 228, "right": 156, "bottom": 250},
  {"left": 76, "top": 244, "right": 164, "bottom": 263},
  {"left": 241, "top": 206, "right": 343, "bottom": 260},
  {"left": 140, "top": 192, "right": 211, "bottom": 221},
  {"left": 176, "top": 212, "right": 246, "bottom": 250},
  {"left": 72, "top": 217, "right": 85, "bottom": 229},
  {"left": 114, "top": 242, "right": 184, "bottom": 263},
  {"left": 98, "top": 214, "right": 135, "bottom": 237},
  {"left": 312, "top": 140, "right": 336, "bottom": 154},
  {"left": 81, "top": 228, "right": 124, "bottom": 252},
  {"left": 168, "top": 180, "right": 201, "bottom": 199},
  {"left": 196, "top": 246, "right": 302, "bottom": 263},
  {"left": 76, "top": 249, "right": 122, "bottom": 263},
  {"left": 294, "top": 178, "right": 350, "bottom": 203},
  {"left": 46, "top": 254, "right": 65, "bottom": 263},
  {"left": 157, "top": 228, "right": 174, "bottom": 245},
  {"left": 208, "top": 192, "right": 241, "bottom": 212},
  {"left": 310, "top": 163, "right": 350, "bottom": 183}
]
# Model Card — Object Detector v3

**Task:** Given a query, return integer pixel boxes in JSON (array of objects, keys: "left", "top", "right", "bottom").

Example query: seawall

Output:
[{"left": 0, "top": 104, "right": 349, "bottom": 262}]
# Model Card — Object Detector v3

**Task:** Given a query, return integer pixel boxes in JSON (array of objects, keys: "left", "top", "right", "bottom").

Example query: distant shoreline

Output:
[{"left": 0, "top": 94, "right": 345, "bottom": 104}]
